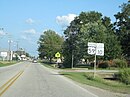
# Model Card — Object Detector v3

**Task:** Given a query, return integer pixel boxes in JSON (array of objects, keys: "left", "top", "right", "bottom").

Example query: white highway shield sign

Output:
[{"left": 88, "top": 42, "right": 104, "bottom": 56}]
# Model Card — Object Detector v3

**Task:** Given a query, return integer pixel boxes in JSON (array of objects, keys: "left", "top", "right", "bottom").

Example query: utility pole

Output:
[
  {"left": 71, "top": 51, "right": 74, "bottom": 69},
  {"left": 8, "top": 34, "right": 13, "bottom": 61},
  {"left": 69, "top": 22, "right": 77, "bottom": 69}
]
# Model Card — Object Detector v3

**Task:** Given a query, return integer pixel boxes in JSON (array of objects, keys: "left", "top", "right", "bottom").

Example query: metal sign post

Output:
[{"left": 94, "top": 45, "right": 97, "bottom": 78}]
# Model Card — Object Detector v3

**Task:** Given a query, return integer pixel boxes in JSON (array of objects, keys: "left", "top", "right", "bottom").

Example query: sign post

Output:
[
  {"left": 88, "top": 42, "right": 104, "bottom": 78},
  {"left": 94, "top": 45, "right": 97, "bottom": 78}
]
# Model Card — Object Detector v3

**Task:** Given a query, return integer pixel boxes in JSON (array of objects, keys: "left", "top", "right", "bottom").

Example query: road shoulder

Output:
[{"left": 41, "top": 64, "right": 129, "bottom": 97}]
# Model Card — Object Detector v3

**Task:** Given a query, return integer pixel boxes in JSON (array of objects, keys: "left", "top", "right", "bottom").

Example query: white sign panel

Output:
[
  {"left": 88, "top": 42, "right": 104, "bottom": 56},
  {"left": 88, "top": 42, "right": 96, "bottom": 55},
  {"left": 88, "top": 42, "right": 96, "bottom": 47},
  {"left": 96, "top": 43, "right": 104, "bottom": 56},
  {"left": 1, "top": 52, "right": 7, "bottom": 57}
]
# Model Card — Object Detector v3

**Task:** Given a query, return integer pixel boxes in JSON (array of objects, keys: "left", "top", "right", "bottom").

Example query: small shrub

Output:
[
  {"left": 84, "top": 73, "right": 94, "bottom": 80},
  {"left": 113, "top": 59, "right": 127, "bottom": 68},
  {"left": 98, "top": 61, "right": 109, "bottom": 68},
  {"left": 115, "top": 68, "right": 130, "bottom": 85}
]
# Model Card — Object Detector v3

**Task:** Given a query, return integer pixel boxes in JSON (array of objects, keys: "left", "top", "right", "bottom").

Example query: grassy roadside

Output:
[
  {"left": 43, "top": 63, "right": 58, "bottom": 69},
  {"left": 60, "top": 72, "right": 130, "bottom": 94},
  {"left": 41, "top": 62, "right": 130, "bottom": 94},
  {"left": 0, "top": 61, "right": 18, "bottom": 67}
]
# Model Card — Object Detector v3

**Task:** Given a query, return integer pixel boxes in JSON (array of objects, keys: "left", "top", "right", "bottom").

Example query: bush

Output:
[
  {"left": 98, "top": 61, "right": 109, "bottom": 68},
  {"left": 116, "top": 68, "right": 130, "bottom": 85},
  {"left": 84, "top": 73, "right": 94, "bottom": 80},
  {"left": 113, "top": 59, "right": 127, "bottom": 68}
]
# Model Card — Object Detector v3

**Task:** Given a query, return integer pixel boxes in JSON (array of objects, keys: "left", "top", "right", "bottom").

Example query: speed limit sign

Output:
[{"left": 96, "top": 43, "right": 104, "bottom": 56}]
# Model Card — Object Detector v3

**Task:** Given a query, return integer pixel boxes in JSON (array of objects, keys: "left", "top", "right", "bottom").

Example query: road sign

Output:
[
  {"left": 88, "top": 42, "right": 104, "bottom": 78},
  {"left": 88, "top": 42, "right": 96, "bottom": 55},
  {"left": 55, "top": 52, "right": 61, "bottom": 58},
  {"left": 0, "top": 52, "right": 7, "bottom": 57},
  {"left": 88, "top": 42, "right": 104, "bottom": 56},
  {"left": 96, "top": 43, "right": 104, "bottom": 56}
]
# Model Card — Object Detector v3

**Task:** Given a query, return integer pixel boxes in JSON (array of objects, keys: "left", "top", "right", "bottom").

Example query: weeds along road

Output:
[{"left": 0, "top": 61, "right": 98, "bottom": 97}]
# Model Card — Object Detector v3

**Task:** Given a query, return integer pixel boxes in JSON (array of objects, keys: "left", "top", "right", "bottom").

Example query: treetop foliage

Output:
[
  {"left": 63, "top": 11, "right": 122, "bottom": 67},
  {"left": 38, "top": 30, "right": 64, "bottom": 62}
]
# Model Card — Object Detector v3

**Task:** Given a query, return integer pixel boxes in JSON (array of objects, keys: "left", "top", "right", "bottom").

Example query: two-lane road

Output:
[{"left": 0, "top": 61, "right": 98, "bottom": 97}]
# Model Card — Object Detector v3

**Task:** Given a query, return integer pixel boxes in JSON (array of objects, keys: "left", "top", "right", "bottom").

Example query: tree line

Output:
[{"left": 38, "top": 1, "right": 130, "bottom": 68}]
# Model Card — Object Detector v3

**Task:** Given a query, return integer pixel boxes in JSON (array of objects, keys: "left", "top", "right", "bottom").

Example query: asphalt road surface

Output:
[{"left": 0, "top": 61, "right": 128, "bottom": 97}]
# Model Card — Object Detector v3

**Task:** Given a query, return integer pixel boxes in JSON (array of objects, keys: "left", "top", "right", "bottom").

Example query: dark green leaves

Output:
[{"left": 38, "top": 30, "right": 64, "bottom": 62}]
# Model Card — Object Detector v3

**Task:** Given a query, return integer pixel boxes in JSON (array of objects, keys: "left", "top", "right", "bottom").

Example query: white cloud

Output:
[
  {"left": 0, "top": 31, "right": 7, "bottom": 35},
  {"left": 21, "top": 35, "right": 36, "bottom": 45},
  {"left": 21, "top": 29, "right": 40, "bottom": 45},
  {"left": 24, "top": 29, "right": 36, "bottom": 34},
  {"left": 21, "top": 35, "right": 28, "bottom": 40},
  {"left": 42, "top": 29, "right": 48, "bottom": 32},
  {"left": 26, "top": 18, "right": 35, "bottom": 24},
  {"left": 56, "top": 14, "right": 77, "bottom": 27}
]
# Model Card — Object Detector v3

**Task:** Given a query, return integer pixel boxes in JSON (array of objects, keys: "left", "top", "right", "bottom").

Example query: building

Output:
[
  {"left": 0, "top": 49, "right": 13, "bottom": 61},
  {"left": 0, "top": 48, "right": 27, "bottom": 61}
]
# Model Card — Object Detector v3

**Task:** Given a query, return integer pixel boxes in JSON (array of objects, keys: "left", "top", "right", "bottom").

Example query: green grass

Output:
[
  {"left": 42, "top": 63, "right": 88, "bottom": 71},
  {"left": 43, "top": 63, "right": 56, "bottom": 68},
  {"left": 60, "top": 72, "right": 130, "bottom": 94},
  {"left": 0, "top": 61, "right": 18, "bottom": 67},
  {"left": 42, "top": 61, "right": 130, "bottom": 94},
  {"left": 41, "top": 62, "right": 61, "bottom": 70}
]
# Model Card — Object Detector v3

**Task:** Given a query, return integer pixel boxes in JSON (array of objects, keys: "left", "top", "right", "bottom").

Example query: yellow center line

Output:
[
  {"left": 0, "top": 70, "right": 24, "bottom": 96},
  {"left": 0, "top": 71, "right": 21, "bottom": 91}
]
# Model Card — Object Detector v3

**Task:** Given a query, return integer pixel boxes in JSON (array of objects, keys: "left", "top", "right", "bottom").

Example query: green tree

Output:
[
  {"left": 38, "top": 30, "right": 64, "bottom": 62},
  {"left": 63, "top": 11, "right": 121, "bottom": 68},
  {"left": 114, "top": 1, "right": 130, "bottom": 58},
  {"left": 102, "top": 16, "right": 122, "bottom": 60},
  {"left": 26, "top": 52, "right": 30, "bottom": 57}
]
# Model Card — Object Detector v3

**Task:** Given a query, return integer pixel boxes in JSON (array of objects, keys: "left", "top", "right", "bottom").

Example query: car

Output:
[{"left": 32, "top": 59, "right": 37, "bottom": 63}]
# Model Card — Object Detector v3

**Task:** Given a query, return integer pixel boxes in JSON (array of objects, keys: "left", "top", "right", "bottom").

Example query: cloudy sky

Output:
[{"left": 0, "top": 0, "right": 127, "bottom": 56}]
